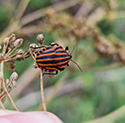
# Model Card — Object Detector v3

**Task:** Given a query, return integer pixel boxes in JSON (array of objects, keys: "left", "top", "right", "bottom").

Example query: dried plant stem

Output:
[
  {"left": 0, "top": 100, "right": 5, "bottom": 109},
  {"left": 0, "top": 80, "right": 1, "bottom": 93},
  {"left": 40, "top": 70, "right": 46, "bottom": 111},
  {"left": 12, "top": 0, "right": 30, "bottom": 21},
  {"left": 19, "top": 0, "right": 79, "bottom": 26},
  {"left": 38, "top": 71, "right": 70, "bottom": 110},
  {"left": 1, "top": 89, "right": 12, "bottom": 100},
  {"left": 2, "top": 42, "right": 10, "bottom": 56},
  {"left": 0, "top": 0, "right": 79, "bottom": 42},
  {"left": 1, "top": 61, "right": 19, "bottom": 111},
  {"left": 29, "top": 51, "right": 36, "bottom": 61},
  {"left": 5, "top": 47, "right": 17, "bottom": 59}
]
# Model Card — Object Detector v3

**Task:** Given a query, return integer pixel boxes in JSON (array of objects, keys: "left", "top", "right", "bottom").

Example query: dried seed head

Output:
[
  {"left": 0, "top": 72, "right": 3, "bottom": 80},
  {"left": 14, "top": 38, "right": 23, "bottom": 48},
  {"left": 37, "top": 34, "right": 44, "bottom": 44},
  {"left": 8, "top": 64, "right": 16, "bottom": 71},
  {"left": 4, "top": 38, "right": 9, "bottom": 46},
  {"left": 29, "top": 43, "right": 38, "bottom": 52},
  {"left": 10, "top": 72, "right": 18, "bottom": 81},
  {"left": 9, "top": 60, "right": 15, "bottom": 65},
  {"left": 11, "top": 81, "right": 17, "bottom": 88},
  {"left": 8, "top": 42, "right": 15, "bottom": 49},
  {"left": 9, "top": 34, "right": 16, "bottom": 42},
  {"left": 5, "top": 79, "right": 9, "bottom": 85},
  {"left": 15, "top": 49, "right": 24, "bottom": 55},
  {"left": 30, "top": 43, "right": 38, "bottom": 48},
  {"left": 23, "top": 50, "right": 31, "bottom": 58},
  {"left": 8, "top": 84, "right": 13, "bottom": 89},
  {"left": 15, "top": 55, "right": 23, "bottom": 61},
  {"left": 33, "top": 63, "right": 38, "bottom": 69}
]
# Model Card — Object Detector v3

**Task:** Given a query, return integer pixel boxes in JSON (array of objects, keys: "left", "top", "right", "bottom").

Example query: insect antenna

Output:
[
  {"left": 71, "top": 60, "right": 83, "bottom": 72},
  {"left": 70, "top": 43, "right": 76, "bottom": 55}
]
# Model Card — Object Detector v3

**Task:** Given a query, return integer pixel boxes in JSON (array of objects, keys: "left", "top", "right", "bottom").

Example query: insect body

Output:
[
  {"left": 35, "top": 43, "right": 82, "bottom": 76},
  {"left": 36, "top": 43, "right": 72, "bottom": 75}
]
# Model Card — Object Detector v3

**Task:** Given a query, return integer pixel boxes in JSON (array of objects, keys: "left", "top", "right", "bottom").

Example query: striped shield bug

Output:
[{"left": 34, "top": 43, "right": 82, "bottom": 76}]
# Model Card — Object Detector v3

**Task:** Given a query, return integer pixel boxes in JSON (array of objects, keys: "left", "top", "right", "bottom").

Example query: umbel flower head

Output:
[{"left": 1, "top": 34, "right": 30, "bottom": 71}]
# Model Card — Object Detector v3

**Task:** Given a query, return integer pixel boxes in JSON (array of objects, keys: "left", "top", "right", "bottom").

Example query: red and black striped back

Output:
[{"left": 36, "top": 46, "right": 72, "bottom": 72}]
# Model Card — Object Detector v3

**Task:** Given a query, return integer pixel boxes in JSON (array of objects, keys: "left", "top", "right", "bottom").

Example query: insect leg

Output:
[
  {"left": 43, "top": 71, "right": 58, "bottom": 76},
  {"left": 67, "top": 63, "right": 69, "bottom": 66},
  {"left": 65, "top": 46, "right": 69, "bottom": 52}
]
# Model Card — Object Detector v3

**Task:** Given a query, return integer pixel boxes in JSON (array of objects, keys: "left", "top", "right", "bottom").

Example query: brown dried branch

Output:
[
  {"left": 40, "top": 71, "right": 46, "bottom": 111},
  {"left": 1, "top": 61, "right": 19, "bottom": 111},
  {"left": 0, "top": 34, "right": 30, "bottom": 110},
  {"left": 38, "top": 71, "right": 70, "bottom": 110},
  {"left": 0, "top": 100, "right": 5, "bottom": 109}
]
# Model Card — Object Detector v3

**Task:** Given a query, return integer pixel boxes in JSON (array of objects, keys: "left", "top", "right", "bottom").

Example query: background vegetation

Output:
[{"left": 1, "top": 0, "right": 125, "bottom": 123}]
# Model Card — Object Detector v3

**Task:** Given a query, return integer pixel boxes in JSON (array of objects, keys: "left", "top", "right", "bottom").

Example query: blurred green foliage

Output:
[
  {"left": 29, "top": 0, "right": 51, "bottom": 10},
  {"left": 1, "top": 0, "right": 125, "bottom": 123}
]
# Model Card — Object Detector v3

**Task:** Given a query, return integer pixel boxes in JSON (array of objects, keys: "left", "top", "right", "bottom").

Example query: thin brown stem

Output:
[
  {"left": 38, "top": 71, "right": 70, "bottom": 110},
  {"left": 0, "top": 80, "right": 2, "bottom": 93},
  {"left": 4, "top": 47, "right": 17, "bottom": 59},
  {"left": 1, "top": 88, "right": 13, "bottom": 100},
  {"left": 0, "top": 100, "right": 5, "bottom": 109},
  {"left": 29, "top": 51, "right": 36, "bottom": 61},
  {"left": 1, "top": 61, "right": 19, "bottom": 111},
  {"left": 4, "top": 48, "right": 11, "bottom": 58},
  {"left": 40, "top": 70, "right": 46, "bottom": 111}
]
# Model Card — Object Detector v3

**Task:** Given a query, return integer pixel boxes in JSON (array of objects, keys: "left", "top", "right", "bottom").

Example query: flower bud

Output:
[
  {"left": 15, "top": 49, "right": 24, "bottom": 55},
  {"left": 10, "top": 72, "right": 18, "bottom": 81},
  {"left": 11, "top": 81, "right": 17, "bottom": 88},
  {"left": 14, "top": 38, "right": 23, "bottom": 47},
  {"left": 9, "top": 34, "right": 16, "bottom": 42},
  {"left": 15, "top": 55, "right": 23, "bottom": 61},
  {"left": 9, "top": 43, "right": 15, "bottom": 49},
  {"left": 4, "top": 38, "right": 9, "bottom": 46},
  {"left": 29, "top": 43, "right": 38, "bottom": 52},
  {"left": 8, "top": 64, "right": 16, "bottom": 71},
  {"left": 37, "top": 34, "right": 44, "bottom": 44},
  {"left": 5, "top": 79, "right": 9, "bottom": 85},
  {"left": 30, "top": 43, "right": 38, "bottom": 48}
]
